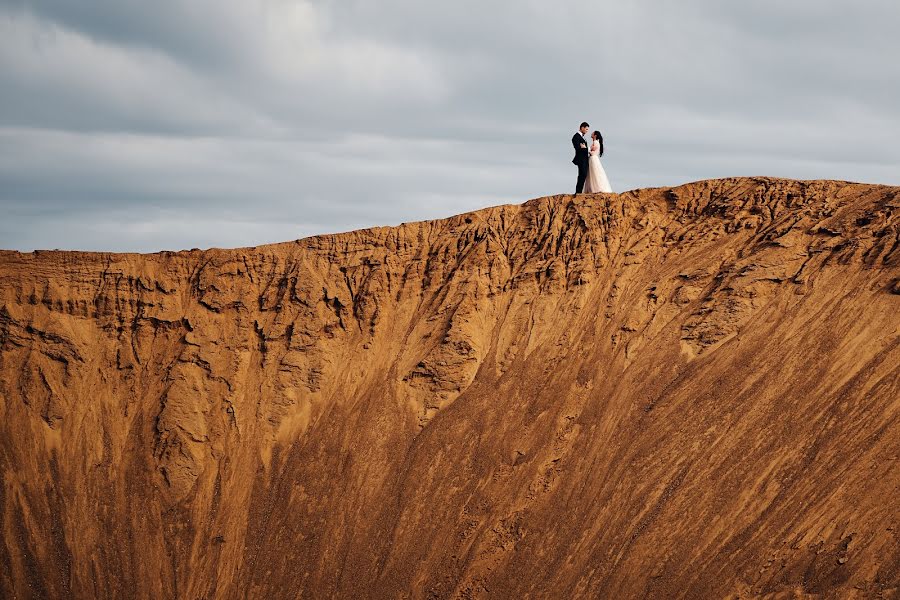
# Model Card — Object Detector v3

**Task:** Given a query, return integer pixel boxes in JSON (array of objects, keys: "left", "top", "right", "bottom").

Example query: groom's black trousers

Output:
[{"left": 576, "top": 162, "right": 588, "bottom": 193}]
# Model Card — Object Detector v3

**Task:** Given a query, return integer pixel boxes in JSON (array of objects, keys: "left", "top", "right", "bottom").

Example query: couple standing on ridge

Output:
[{"left": 572, "top": 121, "right": 612, "bottom": 194}]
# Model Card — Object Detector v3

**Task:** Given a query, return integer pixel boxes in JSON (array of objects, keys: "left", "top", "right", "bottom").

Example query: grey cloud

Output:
[
  {"left": 1, "top": 0, "right": 247, "bottom": 69},
  {"left": 0, "top": 1, "right": 898, "bottom": 252}
]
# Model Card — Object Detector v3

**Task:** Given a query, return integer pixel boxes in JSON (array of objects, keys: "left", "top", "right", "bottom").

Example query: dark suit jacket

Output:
[{"left": 572, "top": 133, "right": 589, "bottom": 166}]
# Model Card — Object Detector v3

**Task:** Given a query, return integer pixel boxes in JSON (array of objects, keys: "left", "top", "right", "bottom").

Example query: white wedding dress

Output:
[{"left": 584, "top": 140, "right": 612, "bottom": 193}]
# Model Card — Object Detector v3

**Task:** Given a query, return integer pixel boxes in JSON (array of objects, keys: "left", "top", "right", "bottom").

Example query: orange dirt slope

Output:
[{"left": 0, "top": 177, "right": 898, "bottom": 599}]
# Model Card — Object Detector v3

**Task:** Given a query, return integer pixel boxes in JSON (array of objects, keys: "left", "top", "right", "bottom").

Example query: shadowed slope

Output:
[{"left": 1, "top": 177, "right": 898, "bottom": 599}]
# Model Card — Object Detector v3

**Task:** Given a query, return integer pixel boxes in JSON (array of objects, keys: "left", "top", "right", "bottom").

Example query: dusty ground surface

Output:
[{"left": 1, "top": 177, "right": 898, "bottom": 599}]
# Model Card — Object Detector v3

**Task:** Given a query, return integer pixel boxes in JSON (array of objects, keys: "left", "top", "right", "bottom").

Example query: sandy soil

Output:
[{"left": 1, "top": 177, "right": 898, "bottom": 599}]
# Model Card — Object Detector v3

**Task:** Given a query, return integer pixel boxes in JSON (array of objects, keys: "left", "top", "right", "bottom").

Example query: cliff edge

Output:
[{"left": 1, "top": 177, "right": 898, "bottom": 598}]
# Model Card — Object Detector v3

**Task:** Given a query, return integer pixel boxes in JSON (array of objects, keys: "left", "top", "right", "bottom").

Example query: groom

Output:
[{"left": 572, "top": 121, "right": 590, "bottom": 193}]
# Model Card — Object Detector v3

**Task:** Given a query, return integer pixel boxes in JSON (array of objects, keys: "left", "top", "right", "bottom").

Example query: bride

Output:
[{"left": 584, "top": 130, "right": 612, "bottom": 193}]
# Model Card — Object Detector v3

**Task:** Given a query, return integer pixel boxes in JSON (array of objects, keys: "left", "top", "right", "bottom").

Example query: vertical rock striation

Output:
[{"left": 0, "top": 177, "right": 898, "bottom": 598}]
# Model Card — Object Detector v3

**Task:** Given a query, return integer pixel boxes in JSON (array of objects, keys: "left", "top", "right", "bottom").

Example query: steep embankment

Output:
[{"left": 1, "top": 177, "right": 898, "bottom": 599}]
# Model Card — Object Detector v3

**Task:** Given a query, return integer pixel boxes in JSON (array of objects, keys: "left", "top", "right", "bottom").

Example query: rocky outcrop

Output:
[{"left": 0, "top": 177, "right": 898, "bottom": 598}]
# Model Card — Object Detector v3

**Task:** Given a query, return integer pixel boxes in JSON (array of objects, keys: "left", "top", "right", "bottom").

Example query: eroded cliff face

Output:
[{"left": 1, "top": 177, "right": 898, "bottom": 599}]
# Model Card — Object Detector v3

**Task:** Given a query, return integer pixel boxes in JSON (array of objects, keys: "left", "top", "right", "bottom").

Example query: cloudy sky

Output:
[{"left": 1, "top": 1, "right": 898, "bottom": 252}]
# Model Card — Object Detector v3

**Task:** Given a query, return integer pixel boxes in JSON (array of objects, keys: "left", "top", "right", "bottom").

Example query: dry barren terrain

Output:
[{"left": 1, "top": 177, "right": 898, "bottom": 599}]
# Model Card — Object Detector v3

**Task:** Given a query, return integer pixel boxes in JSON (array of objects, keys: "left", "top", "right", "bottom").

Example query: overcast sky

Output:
[{"left": 1, "top": 1, "right": 898, "bottom": 252}]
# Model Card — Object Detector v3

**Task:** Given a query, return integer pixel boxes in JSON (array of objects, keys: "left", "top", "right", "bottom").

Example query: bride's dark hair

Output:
[{"left": 592, "top": 131, "right": 604, "bottom": 157}]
